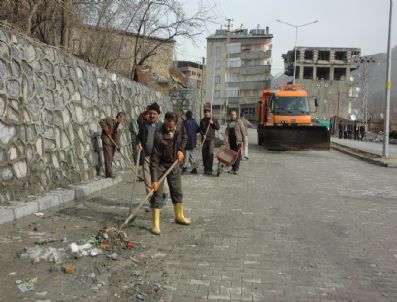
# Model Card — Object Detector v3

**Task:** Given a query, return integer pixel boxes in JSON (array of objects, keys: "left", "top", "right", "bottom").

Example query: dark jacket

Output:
[
  {"left": 184, "top": 118, "right": 200, "bottom": 150},
  {"left": 99, "top": 117, "right": 122, "bottom": 147},
  {"left": 225, "top": 119, "right": 246, "bottom": 145},
  {"left": 199, "top": 117, "right": 220, "bottom": 141},
  {"left": 150, "top": 119, "right": 187, "bottom": 182},
  {"left": 136, "top": 120, "right": 163, "bottom": 164}
]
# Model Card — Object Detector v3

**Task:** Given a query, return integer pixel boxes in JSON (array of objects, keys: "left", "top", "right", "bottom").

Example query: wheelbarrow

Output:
[{"left": 215, "top": 145, "right": 241, "bottom": 177}]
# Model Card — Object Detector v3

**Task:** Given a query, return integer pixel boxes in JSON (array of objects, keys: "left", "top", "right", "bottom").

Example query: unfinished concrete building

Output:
[
  {"left": 282, "top": 47, "right": 361, "bottom": 120},
  {"left": 206, "top": 27, "right": 273, "bottom": 121}
]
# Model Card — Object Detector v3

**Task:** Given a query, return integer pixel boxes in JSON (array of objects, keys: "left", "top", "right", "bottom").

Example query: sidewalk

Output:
[{"left": 331, "top": 137, "right": 397, "bottom": 167}]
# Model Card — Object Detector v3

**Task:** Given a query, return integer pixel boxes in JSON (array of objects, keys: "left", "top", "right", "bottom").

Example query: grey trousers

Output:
[
  {"left": 150, "top": 166, "right": 183, "bottom": 209},
  {"left": 102, "top": 143, "right": 115, "bottom": 177},
  {"left": 183, "top": 148, "right": 197, "bottom": 168}
]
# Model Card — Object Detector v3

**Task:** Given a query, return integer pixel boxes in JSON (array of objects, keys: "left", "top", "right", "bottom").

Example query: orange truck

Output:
[{"left": 257, "top": 84, "right": 330, "bottom": 150}]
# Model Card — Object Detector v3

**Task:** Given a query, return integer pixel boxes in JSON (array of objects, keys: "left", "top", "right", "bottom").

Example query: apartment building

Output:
[
  {"left": 176, "top": 61, "right": 203, "bottom": 89},
  {"left": 282, "top": 47, "right": 361, "bottom": 120},
  {"left": 206, "top": 27, "right": 273, "bottom": 121}
]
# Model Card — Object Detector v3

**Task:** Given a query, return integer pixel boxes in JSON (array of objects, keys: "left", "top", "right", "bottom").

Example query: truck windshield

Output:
[{"left": 272, "top": 96, "right": 310, "bottom": 115}]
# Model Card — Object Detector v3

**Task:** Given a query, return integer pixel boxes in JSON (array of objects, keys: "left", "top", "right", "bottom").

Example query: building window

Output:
[
  {"left": 334, "top": 51, "right": 347, "bottom": 61},
  {"left": 334, "top": 68, "right": 346, "bottom": 81},
  {"left": 215, "top": 46, "right": 222, "bottom": 54},
  {"left": 318, "top": 50, "right": 330, "bottom": 61},
  {"left": 215, "top": 75, "right": 220, "bottom": 83},
  {"left": 214, "top": 90, "right": 220, "bottom": 97},
  {"left": 317, "top": 67, "right": 330, "bottom": 80},
  {"left": 228, "top": 57, "right": 241, "bottom": 68},
  {"left": 304, "top": 50, "right": 314, "bottom": 60},
  {"left": 228, "top": 43, "right": 241, "bottom": 54},
  {"left": 303, "top": 66, "right": 314, "bottom": 80},
  {"left": 227, "top": 87, "right": 239, "bottom": 97},
  {"left": 227, "top": 73, "right": 240, "bottom": 82}
]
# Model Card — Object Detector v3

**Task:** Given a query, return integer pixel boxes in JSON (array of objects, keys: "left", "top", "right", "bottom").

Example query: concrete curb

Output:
[
  {"left": 331, "top": 142, "right": 397, "bottom": 167},
  {"left": 0, "top": 175, "right": 123, "bottom": 225}
]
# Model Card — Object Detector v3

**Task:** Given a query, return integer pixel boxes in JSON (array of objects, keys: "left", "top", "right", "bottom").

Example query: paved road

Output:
[
  {"left": 1, "top": 129, "right": 397, "bottom": 302},
  {"left": 331, "top": 137, "right": 397, "bottom": 158}
]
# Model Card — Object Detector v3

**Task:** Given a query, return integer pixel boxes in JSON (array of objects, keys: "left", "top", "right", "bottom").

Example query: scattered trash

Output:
[
  {"left": 63, "top": 263, "right": 75, "bottom": 274},
  {"left": 127, "top": 241, "right": 134, "bottom": 249},
  {"left": 136, "top": 292, "right": 146, "bottom": 300},
  {"left": 9, "top": 272, "right": 16, "bottom": 276},
  {"left": 100, "top": 242, "right": 110, "bottom": 250},
  {"left": 139, "top": 252, "right": 147, "bottom": 259},
  {"left": 33, "top": 212, "right": 44, "bottom": 217},
  {"left": 16, "top": 277, "right": 38, "bottom": 292},
  {"left": 21, "top": 246, "right": 64, "bottom": 264},
  {"left": 108, "top": 252, "right": 117, "bottom": 260},
  {"left": 35, "top": 291, "right": 48, "bottom": 297},
  {"left": 68, "top": 242, "right": 101, "bottom": 257},
  {"left": 88, "top": 236, "right": 98, "bottom": 245},
  {"left": 88, "top": 273, "right": 96, "bottom": 278}
]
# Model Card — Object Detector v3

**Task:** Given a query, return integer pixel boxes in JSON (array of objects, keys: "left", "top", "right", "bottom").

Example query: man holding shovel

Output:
[
  {"left": 99, "top": 112, "right": 126, "bottom": 178},
  {"left": 150, "top": 112, "right": 190, "bottom": 235},
  {"left": 199, "top": 108, "right": 220, "bottom": 175}
]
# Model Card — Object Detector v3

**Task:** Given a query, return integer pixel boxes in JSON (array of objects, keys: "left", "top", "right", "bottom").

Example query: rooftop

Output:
[{"left": 207, "top": 28, "right": 273, "bottom": 40}]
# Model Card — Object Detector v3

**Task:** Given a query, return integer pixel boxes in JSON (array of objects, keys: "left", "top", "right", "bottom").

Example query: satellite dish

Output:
[{"left": 351, "top": 114, "right": 357, "bottom": 121}]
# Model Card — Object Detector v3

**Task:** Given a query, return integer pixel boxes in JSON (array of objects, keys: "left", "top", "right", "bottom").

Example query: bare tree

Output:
[
  {"left": 0, "top": 0, "right": 79, "bottom": 47},
  {"left": 74, "top": 0, "right": 212, "bottom": 80}
]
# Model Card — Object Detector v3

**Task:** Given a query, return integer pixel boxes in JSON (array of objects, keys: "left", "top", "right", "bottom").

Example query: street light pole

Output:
[
  {"left": 382, "top": 0, "right": 393, "bottom": 159},
  {"left": 276, "top": 19, "right": 319, "bottom": 84}
]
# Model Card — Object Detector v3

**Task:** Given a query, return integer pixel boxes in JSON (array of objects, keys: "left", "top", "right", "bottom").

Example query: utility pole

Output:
[
  {"left": 383, "top": 0, "right": 393, "bottom": 158},
  {"left": 224, "top": 18, "right": 233, "bottom": 123},
  {"left": 200, "top": 57, "right": 205, "bottom": 119},
  {"left": 359, "top": 57, "right": 375, "bottom": 131}
]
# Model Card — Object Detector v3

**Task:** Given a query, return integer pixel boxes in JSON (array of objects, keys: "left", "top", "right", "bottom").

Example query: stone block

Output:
[
  {"left": 73, "top": 184, "right": 93, "bottom": 199},
  {"left": 37, "top": 194, "right": 60, "bottom": 211},
  {"left": 0, "top": 207, "right": 14, "bottom": 224},
  {"left": 50, "top": 189, "right": 75, "bottom": 204},
  {"left": 13, "top": 201, "right": 39, "bottom": 219}
]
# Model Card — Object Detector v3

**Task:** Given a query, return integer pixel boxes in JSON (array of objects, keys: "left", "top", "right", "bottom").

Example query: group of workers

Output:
[
  {"left": 99, "top": 103, "right": 252, "bottom": 235},
  {"left": 338, "top": 122, "right": 366, "bottom": 141}
]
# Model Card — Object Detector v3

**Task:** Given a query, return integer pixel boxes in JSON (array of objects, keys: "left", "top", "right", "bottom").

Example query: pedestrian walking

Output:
[
  {"left": 99, "top": 112, "right": 126, "bottom": 178},
  {"left": 150, "top": 112, "right": 190, "bottom": 235},
  {"left": 347, "top": 124, "right": 353, "bottom": 139},
  {"left": 224, "top": 111, "right": 246, "bottom": 175},
  {"left": 182, "top": 110, "right": 200, "bottom": 174},
  {"left": 354, "top": 123, "right": 360, "bottom": 140},
  {"left": 343, "top": 124, "right": 348, "bottom": 139},
  {"left": 359, "top": 124, "right": 366, "bottom": 141},
  {"left": 239, "top": 111, "right": 254, "bottom": 160},
  {"left": 136, "top": 103, "right": 169, "bottom": 198},
  {"left": 199, "top": 108, "right": 220, "bottom": 175},
  {"left": 338, "top": 121, "right": 343, "bottom": 139}
]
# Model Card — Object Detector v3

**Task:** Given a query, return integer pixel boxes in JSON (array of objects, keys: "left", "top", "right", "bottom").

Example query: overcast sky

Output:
[{"left": 176, "top": 0, "right": 397, "bottom": 76}]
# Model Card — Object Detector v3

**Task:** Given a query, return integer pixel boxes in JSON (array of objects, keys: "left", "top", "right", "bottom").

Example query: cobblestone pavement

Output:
[{"left": 1, "top": 130, "right": 397, "bottom": 302}]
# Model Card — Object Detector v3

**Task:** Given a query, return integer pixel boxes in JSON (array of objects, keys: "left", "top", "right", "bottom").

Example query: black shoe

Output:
[
  {"left": 190, "top": 168, "right": 197, "bottom": 174},
  {"left": 204, "top": 171, "right": 212, "bottom": 176},
  {"left": 182, "top": 167, "right": 187, "bottom": 173},
  {"left": 162, "top": 193, "right": 168, "bottom": 201},
  {"left": 233, "top": 171, "right": 238, "bottom": 175}
]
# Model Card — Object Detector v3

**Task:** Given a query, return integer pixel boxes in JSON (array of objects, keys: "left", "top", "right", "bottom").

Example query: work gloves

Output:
[
  {"left": 152, "top": 181, "right": 159, "bottom": 192},
  {"left": 177, "top": 151, "right": 184, "bottom": 162}
]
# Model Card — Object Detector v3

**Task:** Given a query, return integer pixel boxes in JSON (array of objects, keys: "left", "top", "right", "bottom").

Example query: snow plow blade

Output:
[{"left": 259, "top": 126, "right": 330, "bottom": 151}]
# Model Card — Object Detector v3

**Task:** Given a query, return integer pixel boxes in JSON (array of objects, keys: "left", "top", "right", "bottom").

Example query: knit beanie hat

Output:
[{"left": 148, "top": 103, "right": 161, "bottom": 114}]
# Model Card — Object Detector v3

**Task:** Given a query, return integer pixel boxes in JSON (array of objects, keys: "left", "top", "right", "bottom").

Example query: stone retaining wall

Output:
[{"left": 0, "top": 26, "right": 171, "bottom": 203}]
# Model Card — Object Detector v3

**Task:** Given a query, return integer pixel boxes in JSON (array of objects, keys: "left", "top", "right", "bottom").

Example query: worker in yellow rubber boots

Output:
[{"left": 150, "top": 112, "right": 190, "bottom": 235}]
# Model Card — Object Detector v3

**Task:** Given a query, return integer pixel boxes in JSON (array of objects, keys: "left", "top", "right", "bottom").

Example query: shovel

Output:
[
  {"left": 107, "top": 135, "right": 135, "bottom": 170},
  {"left": 129, "top": 149, "right": 141, "bottom": 215},
  {"left": 120, "top": 159, "right": 179, "bottom": 229}
]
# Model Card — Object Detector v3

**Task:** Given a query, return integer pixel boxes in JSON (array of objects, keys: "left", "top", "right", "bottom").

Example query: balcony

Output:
[
  {"left": 240, "top": 65, "right": 271, "bottom": 75},
  {"left": 240, "top": 50, "right": 271, "bottom": 60},
  {"left": 228, "top": 80, "right": 270, "bottom": 90}
]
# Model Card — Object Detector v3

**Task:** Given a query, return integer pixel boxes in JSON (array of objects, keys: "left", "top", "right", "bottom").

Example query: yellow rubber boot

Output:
[
  {"left": 174, "top": 203, "right": 191, "bottom": 225},
  {"left": 151, "top": 208, "right": 160, "bottom": 235}
]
